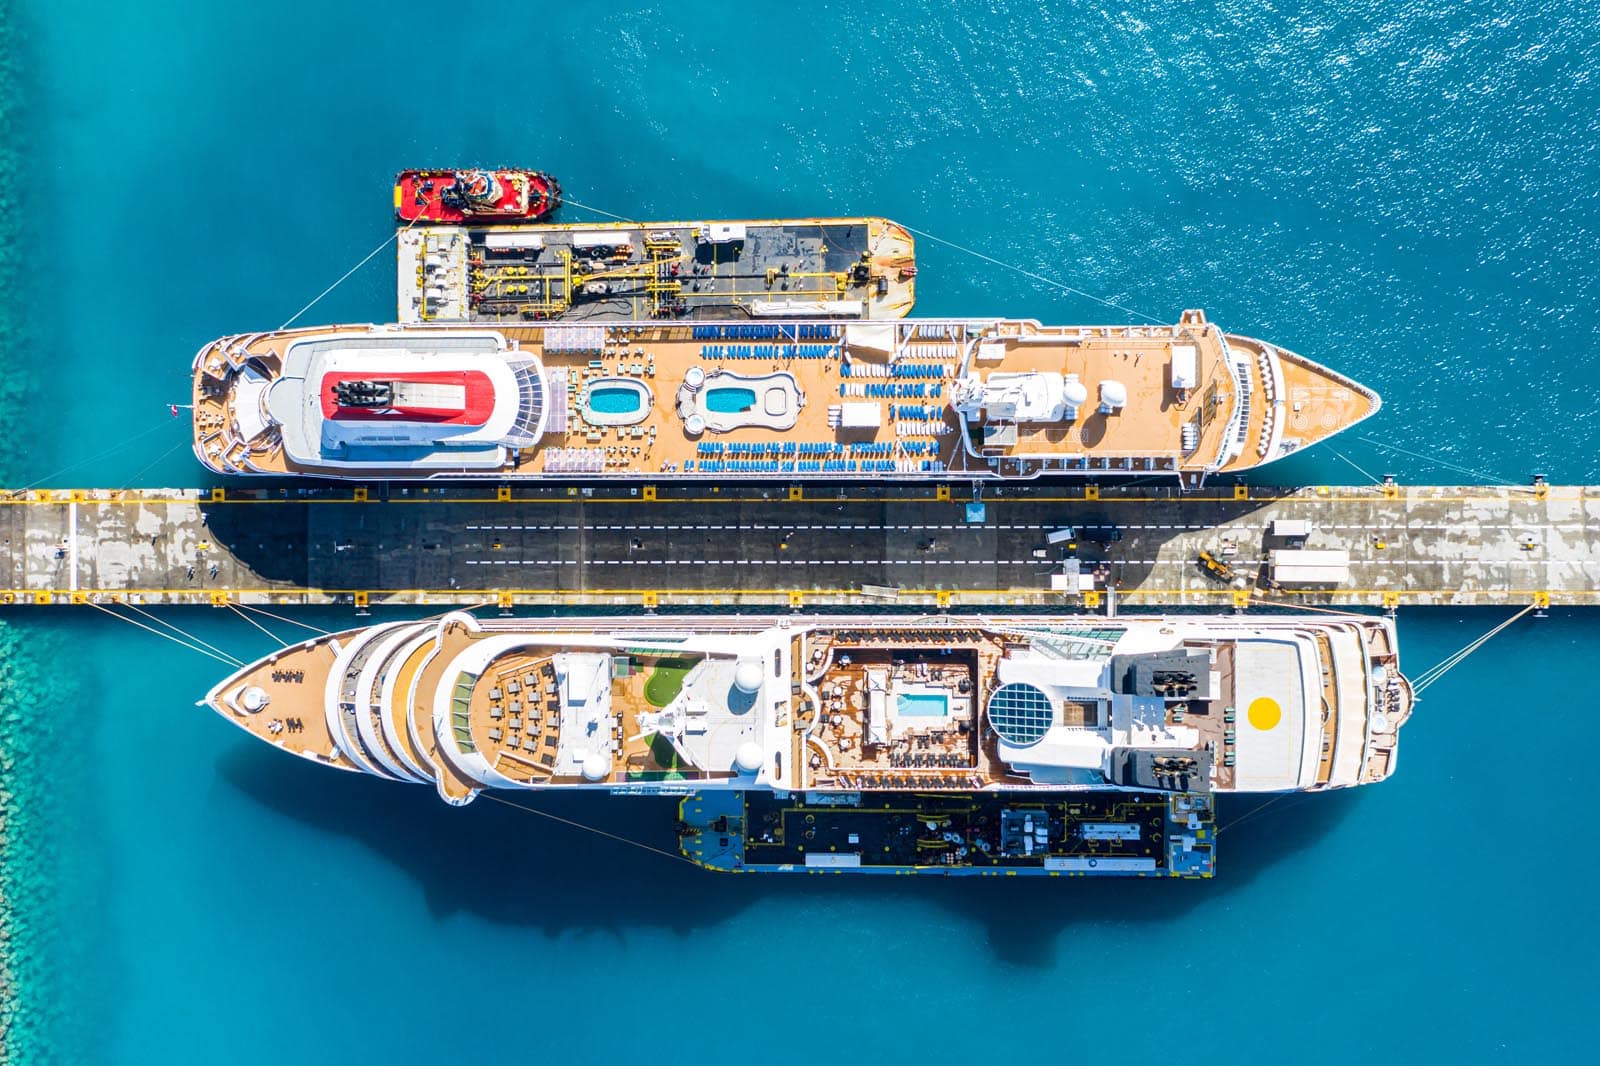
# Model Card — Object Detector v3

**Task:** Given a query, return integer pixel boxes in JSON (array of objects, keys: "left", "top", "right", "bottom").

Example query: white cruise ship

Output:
[{"left": 202, "top": 613, "right": 1412, "bottom": 806}]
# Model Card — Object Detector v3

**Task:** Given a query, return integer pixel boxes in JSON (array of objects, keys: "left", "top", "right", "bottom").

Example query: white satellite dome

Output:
[
  {"left": 240, "top": 686, "right": 269, "bottom": 713},
  {"left": 1063, "top": 378, "right": 1089, "bottom": 406},
  {"left": 581, "top": 753, "right": 610, "bottom": 781},
  {"left": 734, "top": 741, "right": 765, "bottom": 773},
  {"left": 1099, "top": 380, "right": 1128, "bottom": 410},
  {"left": 733, "top": 658, "right": 764, "bottom": 694}
]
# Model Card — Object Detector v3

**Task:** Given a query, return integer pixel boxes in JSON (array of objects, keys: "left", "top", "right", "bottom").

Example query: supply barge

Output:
[
  {"left": 398, "top": 217, "right": 916, "bottom": 323},
  {"left": 677, "top": 791, "right": 1216, "bottom": 877}
]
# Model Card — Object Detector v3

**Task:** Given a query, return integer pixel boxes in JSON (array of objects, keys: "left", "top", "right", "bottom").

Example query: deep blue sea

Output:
[{"left": 2, "top": 2, "right": 1597, "bottom": 1062}]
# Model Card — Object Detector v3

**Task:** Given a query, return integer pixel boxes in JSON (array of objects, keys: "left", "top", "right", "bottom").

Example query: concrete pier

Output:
[{"left": 2, "top": 483, "right": 1594, "bottom": 610}]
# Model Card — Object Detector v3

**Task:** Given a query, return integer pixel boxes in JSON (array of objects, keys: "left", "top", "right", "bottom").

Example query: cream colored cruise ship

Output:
[
  {"left": 202, "top": 613, "right": 1412, "bottom": 806},
  {"left": 191, "top": 310, "right": 1378, "bottom": 483}
]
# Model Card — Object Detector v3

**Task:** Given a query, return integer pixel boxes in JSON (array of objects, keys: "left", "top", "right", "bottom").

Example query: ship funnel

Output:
[{"left": 1099, "top": 380, "right": 1128, "bottom": 414}]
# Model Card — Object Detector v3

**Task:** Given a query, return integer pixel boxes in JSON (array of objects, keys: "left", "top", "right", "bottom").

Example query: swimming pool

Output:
[
  {"left": 703, "top": 386, "right": 757, "bottom": 414},
  {"left": 583, "top": 378, "right": 652, "bottom": 426},
  {"left": 589, "top": 386, "right": 643, "bottom": 415},
  {"left": 897, "top": 692, "right": 950, "bottom": 717}
]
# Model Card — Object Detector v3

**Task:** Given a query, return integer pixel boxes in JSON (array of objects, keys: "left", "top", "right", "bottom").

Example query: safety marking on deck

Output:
[{"left": 68, "top": 500, "right": 78, "bottom": 592}]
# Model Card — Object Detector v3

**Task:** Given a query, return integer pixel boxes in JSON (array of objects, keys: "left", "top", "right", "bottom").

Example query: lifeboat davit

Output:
[{"left": 395, "top": 168, "right": 562, "bottom": 224}]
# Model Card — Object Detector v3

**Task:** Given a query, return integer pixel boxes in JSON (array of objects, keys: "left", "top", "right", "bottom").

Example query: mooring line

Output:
[{"left": 478, "top": 792, "right": 696, "bottom": 866}]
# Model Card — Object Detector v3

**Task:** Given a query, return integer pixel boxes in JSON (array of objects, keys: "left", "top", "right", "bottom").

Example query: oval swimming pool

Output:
[
  {"left": 583, "top": 378, "right": 652, "bottom": 426},
  {"left": 590, "top": 387, "right": 643, "bottom": 415}
]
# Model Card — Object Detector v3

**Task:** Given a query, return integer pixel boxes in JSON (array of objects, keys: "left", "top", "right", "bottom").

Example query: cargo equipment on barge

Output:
[
  {"left": 677, "top": 791, "right": 1216, "bottom": 877},
  {"left": 399, "top": 217, "right": 916, "bottom": 323}
]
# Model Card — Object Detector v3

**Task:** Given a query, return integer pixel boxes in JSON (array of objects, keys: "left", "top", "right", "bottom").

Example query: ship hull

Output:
[
  {"left": 192, "top": 315, "right": 1381, "bottom": 484},
  {"left": 395, "top": 169, "right": 562, "bottom": 224}
]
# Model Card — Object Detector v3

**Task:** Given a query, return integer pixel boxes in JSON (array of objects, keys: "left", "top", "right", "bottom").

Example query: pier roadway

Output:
[{"left": 1, "top": 483, "right": 1595, "bottom": 610}]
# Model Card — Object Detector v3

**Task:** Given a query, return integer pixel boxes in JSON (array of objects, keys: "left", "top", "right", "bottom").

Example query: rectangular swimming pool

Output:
[
  {"left": 704, "top": 386, "right": 757, "bottom": 413},
  {"left": 588, "top": 386, "right": 644, "bottom": 415},
  {"left": 896, "top": 692, "right": 950, "bottom": 717}
]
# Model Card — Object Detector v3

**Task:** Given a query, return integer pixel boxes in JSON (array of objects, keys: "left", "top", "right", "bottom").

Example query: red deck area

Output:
[
  {"left": 321, "top": 371, "right": 498, "bottom": 424},
  {"left": 395, "top": 169, "right": 560, "bottom": 224}
]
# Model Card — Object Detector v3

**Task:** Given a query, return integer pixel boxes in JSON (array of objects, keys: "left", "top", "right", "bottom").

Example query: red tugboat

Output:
[{"left": 395, "top": 168, "right": 562, "bottom": 224}]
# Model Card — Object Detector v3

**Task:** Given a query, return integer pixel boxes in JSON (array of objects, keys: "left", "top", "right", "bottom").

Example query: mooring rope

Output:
[
  {"left": 1328, "top": 447, "right": 1382, "bottom": 486},
  {"left": 1216, "top": 790, "right": 1305, "bottom": 836},
  {"left": 120, "top": 600, "right": 245, "bottom": 666},
  {"left": 1356, "top": 436, "right": 1514, "bottom": 487},
  {"left": 1413, "top": 603, "right": 1536, "bottom": 694},
  {"left": 558, "top": 192, "right": 1163, "bottom": 324},
  {"left": 277, "top": 189, "right": 439, "bottom": 331},
  {"left": 87, "top": 602, "right": 242, "bottom": 669},
  {"left": 226, "top": 601, "right": 289, "bottom": 647},
  {"left": 234, "top": 601, "right": 334, "bottom": 636},
  {"left": 478, "top": 791, "right": 697, "bottom": 866}
]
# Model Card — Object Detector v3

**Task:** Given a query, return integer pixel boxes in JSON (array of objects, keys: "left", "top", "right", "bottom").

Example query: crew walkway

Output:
[{"left": 2, "top": 483, "right": 1594, "bottom": 610}]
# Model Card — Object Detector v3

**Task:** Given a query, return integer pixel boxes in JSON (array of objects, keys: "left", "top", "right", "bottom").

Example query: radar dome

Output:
[
  {"left": 1100, "top": 380, "right": 1128, "bottom": 410},
  {"left": 581, "top": 753, "right": 610, "bottom": 781},
  {"left": 734, "top": 741, "right": 765, "bottom": 773},
  {"left": 240, "top": 686, "right": 269, "bottom": 713},
  {"left": 1063, "top": 379, "right": 1089, "bottom": 406},
  {"left": 733, "top": 658, "right": 764, "bottom": 694}
]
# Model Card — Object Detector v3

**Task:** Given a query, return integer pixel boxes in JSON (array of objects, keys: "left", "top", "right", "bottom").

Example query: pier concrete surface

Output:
[{"left": 1, "top": 482, "right": 1594, "bottom": 611}]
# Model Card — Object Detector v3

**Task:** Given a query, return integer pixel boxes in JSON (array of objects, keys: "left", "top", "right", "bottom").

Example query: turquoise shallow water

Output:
[{"left": 2, "top": 1, "right": 1598, "bottom": 1062}]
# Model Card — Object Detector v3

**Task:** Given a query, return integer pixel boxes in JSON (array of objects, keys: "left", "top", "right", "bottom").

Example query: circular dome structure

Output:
[
  {"left": 1099, "top": 380, "right": 1128, "bottom": 410},
  {"left": 733, "top": 658, "right": 764, "bottom": 694},
  {"left": 733, "top": 741, "right": 764, "bottom": 774},
  {"left": 581, "top": 753, "right": 610, "bottom": 781},
  {"left": 986, "top": 682, "right": 1056, "bottom": 746},
  {"left": 1063, "top": 378, "right": 1089, "bottom": 406},
  {"left": 240, "top": 686, "right": 269, "bottom": 713}
]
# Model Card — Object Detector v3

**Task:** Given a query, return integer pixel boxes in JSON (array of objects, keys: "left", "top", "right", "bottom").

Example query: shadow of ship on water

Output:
[{"left": 220, "top": 743, "right": 1358, "bottom": 968}]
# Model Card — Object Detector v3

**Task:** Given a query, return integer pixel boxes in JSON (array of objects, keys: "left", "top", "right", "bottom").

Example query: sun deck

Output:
[
  {"left": 203, "top": 615, "right": 1412, "bottom": 800},
  {"left": 193, "top": 311, "right": 1378, "bottom": 482}
]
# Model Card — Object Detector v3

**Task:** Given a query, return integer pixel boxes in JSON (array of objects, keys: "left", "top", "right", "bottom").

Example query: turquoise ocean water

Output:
[{"left": 2, "top": 1, "right": 1597, "bottom": 1061}]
